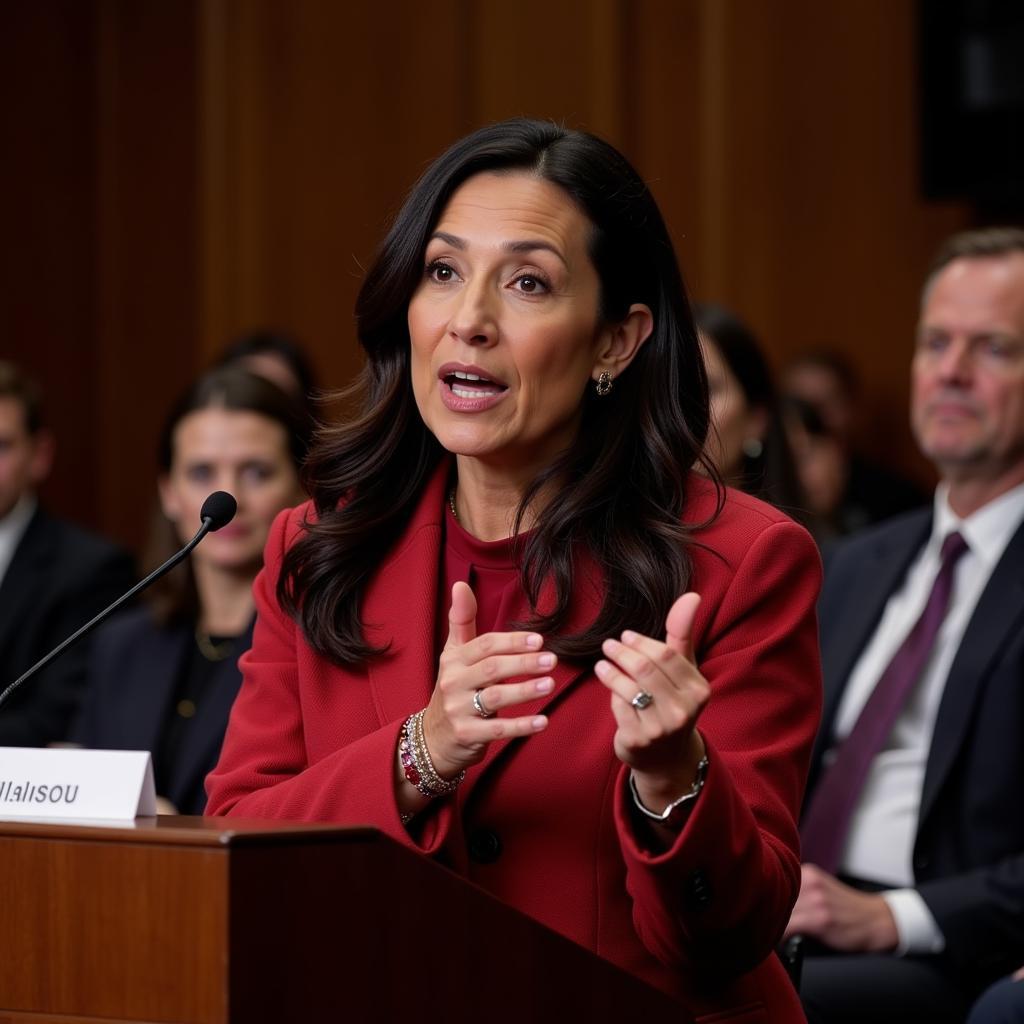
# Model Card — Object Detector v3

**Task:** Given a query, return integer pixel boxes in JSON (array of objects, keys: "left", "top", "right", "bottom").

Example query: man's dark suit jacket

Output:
[
  {"left": 0, "top": 507, "right": 135, "bottom": 747},
  {"left": 72, "top": 608, "right": 252, "bottom": 815},
  {"left": 809, "top": 505, "right": 1024, "bottom": 993}
]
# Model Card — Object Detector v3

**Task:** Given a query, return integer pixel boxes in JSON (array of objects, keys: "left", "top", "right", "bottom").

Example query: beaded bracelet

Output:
[
  {"left": 399, "top": 710, "right": 464, "bottom": 798},
  {"left": 412, "top": 711, "right": 464, "bottom": 794},
  {"left": 412, "top": 710, "right": 465, "bottom": 795}
]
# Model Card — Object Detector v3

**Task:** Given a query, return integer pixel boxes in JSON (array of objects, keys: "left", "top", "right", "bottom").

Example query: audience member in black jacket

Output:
[{"left": 0, "top": 361, "right": 134, "bottom": 747}]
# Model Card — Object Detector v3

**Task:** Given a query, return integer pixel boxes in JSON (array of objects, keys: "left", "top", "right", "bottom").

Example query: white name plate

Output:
[{"left": 0, "top": 747, "right": 156, "bottom": 821}]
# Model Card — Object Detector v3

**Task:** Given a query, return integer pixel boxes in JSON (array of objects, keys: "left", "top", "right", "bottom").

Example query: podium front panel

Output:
[{"left": 0, "top": 817, "right": 688, "bottom": 1023}]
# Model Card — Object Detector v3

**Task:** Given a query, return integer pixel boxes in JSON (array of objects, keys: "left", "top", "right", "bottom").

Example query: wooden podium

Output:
[{"left": 0, "top": 816, "right": 689, "bottom": 1023}]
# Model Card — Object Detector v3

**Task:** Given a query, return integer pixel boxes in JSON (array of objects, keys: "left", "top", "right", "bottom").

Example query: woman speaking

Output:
[{"left": 206, "top": 119, "right": 821, "bottom": 1022}]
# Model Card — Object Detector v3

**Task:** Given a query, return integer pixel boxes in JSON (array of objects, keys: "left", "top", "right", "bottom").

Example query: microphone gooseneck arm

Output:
[{"left": 0, "top": 515, "right": 218, "bottom": 713}]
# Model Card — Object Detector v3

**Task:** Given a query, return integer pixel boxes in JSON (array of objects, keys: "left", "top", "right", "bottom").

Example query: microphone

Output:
[
  {"left": 198, "top": 490, "right": 237, "bottom": 532},
  {"left": 0, "top": 490, "right": 238, "bottom": 712}
]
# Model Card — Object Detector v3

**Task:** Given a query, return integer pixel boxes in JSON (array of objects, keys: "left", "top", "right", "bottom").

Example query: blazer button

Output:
[
  {"left": 468, "top": 828, "right": 502, "bottom": 864},
  {"left": 687, "top": 869, "right": 712, "bottom": 908},
  {"left": 913, "top": 854, "right": 930, "bottom": 873}
]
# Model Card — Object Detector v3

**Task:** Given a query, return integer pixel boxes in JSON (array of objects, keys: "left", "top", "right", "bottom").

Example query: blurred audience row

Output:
[
  {"left": 695, "top": 303, "right": 927, "bottom": 542},
  {"left": 0, "top": 334, "right": 314, "bottom": 813}
]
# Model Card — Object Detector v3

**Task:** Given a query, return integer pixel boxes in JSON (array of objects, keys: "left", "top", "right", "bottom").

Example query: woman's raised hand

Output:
[
  {"left": 421, "top": 581, "right": 553, "bottom": 780},
  {"left": 594, "top": 592, "right": 709, "bottom": 809}
]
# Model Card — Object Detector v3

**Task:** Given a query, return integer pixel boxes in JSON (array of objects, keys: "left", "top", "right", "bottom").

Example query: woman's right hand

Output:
[{"left": 421, "top": 581, "right": 554, "bottom": 780}]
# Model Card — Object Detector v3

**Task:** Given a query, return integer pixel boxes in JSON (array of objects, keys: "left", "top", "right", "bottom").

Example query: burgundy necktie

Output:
[{"left": 800, "top": 531, "right": 969, "bottom": 872}]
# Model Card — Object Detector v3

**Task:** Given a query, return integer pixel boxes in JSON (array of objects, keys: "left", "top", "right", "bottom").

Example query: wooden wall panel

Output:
[
  {"left": 195, "top": 0, "right": 473, "bottom": 385},
  {"left": 4, "top": 0, "right": 976, "bottom": 551},
  {"left": 468, "top": 0, "right": 628, "bottom": 140},
  {"left": 94, "top": 0, "right": 205, "bottom": 550},
  {"left": 0, "top": 2, "right": 99, "bottom": 528},
  {"left": 682, "top": 0, "right": 970, "bottom": 476},
  {"left": 626, "top": 0, "right": 705, "bottom": 288}
]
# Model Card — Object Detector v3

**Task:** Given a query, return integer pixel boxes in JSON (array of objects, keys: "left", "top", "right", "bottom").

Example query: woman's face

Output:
[
  {"left": 700, "top": 335, "right": 767, "bottom": 481},
  {"left": 407, "top": 171, "right": 614, "bottom": 479},
  {"left": 159, "top": 407, "right": 301, "bottom": 574}
]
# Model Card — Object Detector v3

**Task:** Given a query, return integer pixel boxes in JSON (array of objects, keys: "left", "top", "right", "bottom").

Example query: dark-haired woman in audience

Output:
[
  {"left": 73, "top": 368, "right": 308, "bottom": 813},
  {"left": 206, "top": 120, "right": 821, "bottom": 1021},
  {"left": 694, "top": 303, "right": 810, "bottom": 528},
  {"left": 217, "top": 329, "right": 317, "bottom": 404}
]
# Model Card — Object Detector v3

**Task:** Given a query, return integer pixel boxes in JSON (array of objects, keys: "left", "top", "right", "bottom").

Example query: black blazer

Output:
[
  {"left": 0, "top": 507, "right": 135, "bottom": 747},
  {"left": 808, "top": 506, "right": 1024, "bottom": 990},
  {"left": 72, "top": 607, "right": 253, "bottom": 815}
]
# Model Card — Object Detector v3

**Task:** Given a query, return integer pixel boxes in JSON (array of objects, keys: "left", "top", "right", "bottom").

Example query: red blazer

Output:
[{"left": 206, "top": 467, "right": 822, "bottom": 1023}]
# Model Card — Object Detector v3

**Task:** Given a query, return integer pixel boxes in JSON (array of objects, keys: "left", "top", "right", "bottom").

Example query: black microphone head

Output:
[{"left": 200, "top": 491, "right": 237, "bottom": 531}]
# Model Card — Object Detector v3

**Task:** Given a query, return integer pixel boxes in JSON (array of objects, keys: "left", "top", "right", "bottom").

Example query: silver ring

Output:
[
  {"left": 630, "top": 690, "right": 654, "bottom": 711},
  {"left": 473, "top": 689, "right": 495, "bottom": 719}
]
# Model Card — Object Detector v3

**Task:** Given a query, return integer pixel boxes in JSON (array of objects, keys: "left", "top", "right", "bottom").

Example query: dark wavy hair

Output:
[
  {"left": 281, "top": 118, "right": 715, "bottom": 664},
  {"left": 694, "top": 303, "right": 809, "bottom": 523},
  {"left": 146, "top": 367, "right": 312, "bottom": 626},
  {"left": 217, "top": 329, "right": 318, "bottom": 403}
]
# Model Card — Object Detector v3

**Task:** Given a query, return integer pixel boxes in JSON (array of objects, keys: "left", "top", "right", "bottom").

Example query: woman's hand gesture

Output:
[
  {"left": 594, "top": 592, "right": 709, "bottom": 811},
  {"left": 420, "top": 581, "right": 554, "bottom": 780}
]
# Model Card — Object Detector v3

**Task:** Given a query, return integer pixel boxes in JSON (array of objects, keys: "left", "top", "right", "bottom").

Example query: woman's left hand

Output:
[{"left": 594, "top": 592, "right": 709, "bottom": 811}]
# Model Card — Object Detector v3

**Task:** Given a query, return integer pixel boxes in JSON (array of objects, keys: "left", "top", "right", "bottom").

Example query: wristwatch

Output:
[{"left": 629, "top": 755, "right": 709, "bottom": 826}]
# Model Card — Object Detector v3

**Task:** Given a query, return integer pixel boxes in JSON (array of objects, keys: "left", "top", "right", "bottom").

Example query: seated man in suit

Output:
[
  {"left": 785, "top": 227, "right": 1024, "bottom": 1022},
  {"left": 967, "top": 968, "right": 1024, "bottom": 1024},
  {"left": 0, "top": 361, "right": 134, "bottom": 747}
]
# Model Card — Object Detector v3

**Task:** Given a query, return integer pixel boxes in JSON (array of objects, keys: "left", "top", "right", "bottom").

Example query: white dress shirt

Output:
[
  {"left": 0, "top": 494, "right": 36, "bottom": 589},
  {"left": 829, "top": 481, "right": 1024, "bottom": 954}
]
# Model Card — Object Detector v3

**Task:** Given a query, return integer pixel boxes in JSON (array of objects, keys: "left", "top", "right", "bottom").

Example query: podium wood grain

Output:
[{"left": 0, "top": 816, "right": 688, "bottom": 1023}]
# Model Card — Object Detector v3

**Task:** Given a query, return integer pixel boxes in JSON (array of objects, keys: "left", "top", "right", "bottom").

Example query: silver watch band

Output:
[{"left": 629, "top": 755, "right": 710, "bottom": 824}]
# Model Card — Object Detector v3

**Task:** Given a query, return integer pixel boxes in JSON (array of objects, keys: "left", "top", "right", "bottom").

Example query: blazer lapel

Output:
[
  {"left": 359, "top": 461, "right": 603, "bottom": 781},
  {"left": 362, "top": 466, "right": 448, "bottom": 727},
  {"left": 919, "top": 520, "right": 1024, "bottom": 825},
  {"left": 815, "top": 514, "right": 932, "bottom": 765},
  {"left": 466, "top": 546, "right": 603, "bottom": 781}
]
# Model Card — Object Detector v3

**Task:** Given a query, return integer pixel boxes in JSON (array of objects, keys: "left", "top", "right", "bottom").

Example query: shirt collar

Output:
[
  {"left": 0, "top": 492, "right": 37, "bottom": 543},
  {"left": 932, "top": 479, "right": 1024, "bottom": 568},
  {"left": 0, "top": 493, "right": 37, "bottom": 581}
]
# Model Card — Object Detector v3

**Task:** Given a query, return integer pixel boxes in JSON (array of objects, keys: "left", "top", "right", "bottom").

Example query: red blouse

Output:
[{"left": 440, "top": 502, "right": 524, "bottom": 650}]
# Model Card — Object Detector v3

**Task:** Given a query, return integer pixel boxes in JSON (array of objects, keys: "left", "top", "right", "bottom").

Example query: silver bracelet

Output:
[{"left": 629, "top": 755, "right": 709, "bottom": 826}]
